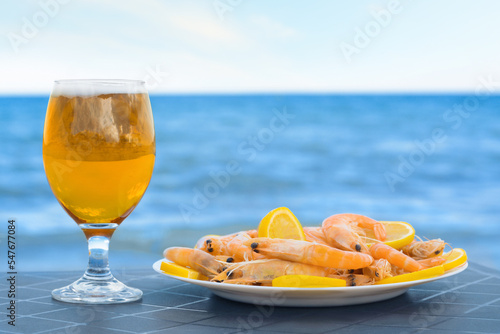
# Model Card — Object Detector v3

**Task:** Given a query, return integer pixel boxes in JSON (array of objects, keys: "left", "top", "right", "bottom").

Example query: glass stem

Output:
[{"left": 84, "top": 235, "right": 113, "bottom": 280}]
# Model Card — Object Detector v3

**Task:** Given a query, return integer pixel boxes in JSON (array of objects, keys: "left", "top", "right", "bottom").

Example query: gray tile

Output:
[
  {"left": 149, "top": 324, "right": 236, "bottom": 334},
  {"left": 16, "top": 287, "right": 51, "bottom": 299},
  {"left": 18, "top": 275, "right": 60, "bottom": 287},
  {"left": 259, "top": 316, "right": 348, "bottom": 334},
  {"left": 4, "top": 316, "right": 71, "bottom": 334},
  {"left": 360, "top": 312, "right": 449, "bottom": 328},
  {"left": 163, "top": 283, "right": 213, "bottom": 298},
  {"left": 424, "top": 291, "right": 499, "bottom": 305},
  {"left": 36, "top": 307, "right": 120, "bottom": 323},
  {"left": 138, "top": 308, "right": 216, "bottom": 323},
  {"left": 412, "top": 329, "right": 480, "bottom": 334},
  {"left": 482, "top": 277, "right": 500, "bottom": 285},
  {"left": 126, "top": 277, "right": 175, "bottom": 291},
  {"left": 464, "top": 305, "right": 500, "bottom": 319},
  {"left": 48, "top": 325, "right": 131, "bottom": 334},
  {"left": 293, "top": 310, "right": 377, "bottom": 324},
  {"left": 431, "top": 318, "right": 500, "bottom": 333},
  {"left": 25, "top": 279, "right": 76, "bottom": 291},
  {"left": 16, "top": 300, "right": 67, "bottom": 316},
  {"left": 90, "top": 315, "right": 180, "bottom": 332},
  {"left": 192, "top": 313, "right": 279, "bottom": 329},
  {"left": 324, "top": 324, "right": 414, "bottom": 334},
  {"left": 455, "top": 284, "right": 500, "bottom": 294},
  {"left": 394, "top": 302, "right": 475, "bottom": 316},
  {"left": 94, "top": 302, "right": 164, "bottom": 316},
  {"left": 142, "top": 291, "right": 204, "bottom": 307}
]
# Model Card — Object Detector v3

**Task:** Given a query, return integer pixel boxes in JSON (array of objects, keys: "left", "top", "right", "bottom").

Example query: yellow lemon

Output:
[
  {"left": 363, "top": 221, "right": 415, "bottom": 250},
  {"left": 160, "top": 261, "right": 207, "bottom": 280},
  {"left": 258, "top": 207, "right": 306, "bottom": 240},
  {"left": 272, "top": 275, "right": 347, "bottom": 288},
  {"left": 443, "top": 248, "right": 467, "bottom": 271},
  {"left": 376, "top": 265, "right": 445, "bottom": 285}
]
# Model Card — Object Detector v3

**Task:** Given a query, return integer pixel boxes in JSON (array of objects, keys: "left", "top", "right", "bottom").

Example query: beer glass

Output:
[{"left": 43, "top": 80, "right": 155, "bottom": 303}]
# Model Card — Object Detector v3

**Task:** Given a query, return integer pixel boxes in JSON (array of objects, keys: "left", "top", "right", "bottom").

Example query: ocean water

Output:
[{"left": 1, "top": 94, "right": 499, "bottom": 271}]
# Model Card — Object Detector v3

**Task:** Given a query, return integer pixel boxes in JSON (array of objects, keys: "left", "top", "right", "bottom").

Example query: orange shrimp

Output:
[
  {"left": 418, "top": 257, "right": 447, "bottom": 268},
  {"left": 322, "top": 214, "right": 386, "bottom": 253},
  {"left": 246, "top": 229, "right": 258, "bottom": 238},
  {"left": 402, "top": 238, "right": 446, "bottom": 259},
  {"left": 163, "top": 247, "right": 224, "bottom": 278},
  {"left": 340, "top": 274, "right": 375, "bottom": 286},
  {"left": 363, "top": 259, "right": 392, "bottom": 281},
  {"left": 197, "top": 232, "right": 255, "bottom": 262},
  {"left": 370, "top": 243, "right": 424, "bottom": 272},
  {"left": 303, "top": 227, "right": 330, "bottom": 245},
  {"left": 244, "top": 238, "right": 373, "bottom": 269},
  {"left": 211, "top": 259, "right": 339, "bottom": 285}
]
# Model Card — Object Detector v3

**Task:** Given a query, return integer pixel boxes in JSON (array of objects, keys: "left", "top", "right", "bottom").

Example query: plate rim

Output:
[{"left": 152, "top": 259, "right": 468, "bottom": 292}]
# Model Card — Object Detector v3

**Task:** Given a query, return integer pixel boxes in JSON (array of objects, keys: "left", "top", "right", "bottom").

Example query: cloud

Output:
[{"left": 250, "top": 15, "right": 299, "bottom": 39}]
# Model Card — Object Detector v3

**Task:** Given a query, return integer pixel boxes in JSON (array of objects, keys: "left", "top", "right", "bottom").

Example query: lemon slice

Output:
[
  {"left": 363, "top": 221, "right": 415, "bottom": 250},
  {"left": 258, "top": 207, "right": 306, "bottom": 240},
  {"left": 272, "top": 275, "right": 347, "bottom": 288},
  {"left": 443, "top": 248, "right": 467, "bottom": 271},
  {"left": 376, "top": 265, "right": 444, "bottom": 285},
  {"left": 160, "top": 261, "right": 207, "bottom": 280}
]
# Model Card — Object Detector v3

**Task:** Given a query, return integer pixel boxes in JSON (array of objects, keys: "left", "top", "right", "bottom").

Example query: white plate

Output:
[{"left": 153, "top": 260, "right": 468, "bottom": 307}]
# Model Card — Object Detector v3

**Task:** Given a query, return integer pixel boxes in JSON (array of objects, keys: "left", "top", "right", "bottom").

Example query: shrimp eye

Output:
[
  {"left": 226, "top": 257, "right": 234, "bottom": 263},
  {"left": 355, "top": 244, "right": 362, "bottom": 252},
  {"left": 206, "top": 239, "right": 211, "bottom": 244},
  {"left": 350, "top": 281, "right": 356, "bottom": 286},
  {"left": 250, "top": 242, "right": 259, "bottom": 249},
  {"left": 435, "top": 250, "right": 441, "bottom": 255},
  {"left": 348, "top": 269, "right": 354, "bottom": 274},
  {"left": 222, "top": 267, "right": 227, "bottom": 272},
  {"left": 375, "top": 272, "right": 379, "bottom": 277},
  {"left": 207, "top": 247, "right": 214, "bottom": 253}
]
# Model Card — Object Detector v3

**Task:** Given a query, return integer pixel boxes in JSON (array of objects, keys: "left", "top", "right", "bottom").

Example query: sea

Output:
[{"left": 1, "top": 94, "right": 499, "bottom": 272}]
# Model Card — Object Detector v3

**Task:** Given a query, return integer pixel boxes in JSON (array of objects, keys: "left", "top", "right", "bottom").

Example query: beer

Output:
[{"left": 43, "top": 93, "right": 155, "bottom": 236}]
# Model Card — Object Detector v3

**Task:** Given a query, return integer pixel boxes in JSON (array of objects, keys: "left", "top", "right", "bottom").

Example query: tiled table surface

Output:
[{"left": 1, "top": 262, "right": 499, "bottom": 334}]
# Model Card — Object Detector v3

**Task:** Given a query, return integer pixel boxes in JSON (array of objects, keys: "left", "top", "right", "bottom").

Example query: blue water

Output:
[{"left": 1, "top": 95, "right": 499, "bottom": 271}]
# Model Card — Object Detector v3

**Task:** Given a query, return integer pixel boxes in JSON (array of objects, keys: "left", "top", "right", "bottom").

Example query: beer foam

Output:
[{"left": 52, "top": 79, "right": 147, "bottom": 97}]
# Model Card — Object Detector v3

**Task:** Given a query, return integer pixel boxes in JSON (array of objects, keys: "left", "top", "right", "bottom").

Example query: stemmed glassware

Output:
[{"left": 43, "top": 79, "right": 155, "bottom": 303}]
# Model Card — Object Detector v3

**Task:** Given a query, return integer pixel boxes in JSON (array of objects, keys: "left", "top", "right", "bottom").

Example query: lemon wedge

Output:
[
  {"left": 376, "top": 265, "right": 445, "bottom": 285},
  {"left": 160, "top": 261, "right": 207, "bottom": 280},
  {"left": 363, "top": 221, "right": 415, "bottom": 250},
  {"left": 443, "top": 248, "right": 467, "bottom": 271},
  {"left": 258, "top": 207, "right": 306, "bottom": 240},
  {"left": 272, "top": 275, "right": 347, "bottom": 288}
]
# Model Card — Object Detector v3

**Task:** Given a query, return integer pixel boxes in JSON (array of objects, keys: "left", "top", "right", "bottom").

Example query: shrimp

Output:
[
  {"left": 303, "top": 227, "right": 330, "bottom": 246},
  {"left": 322, "top": 214, "right": 386, "bottom": 254},
  {"left": 370, "top": 243, "right": 424, "bottom": 272},
  {"left": 244, "top": 238, "right": 373, "bottom": 269},
  {"left": 163, "top": 247, "right": 224, "bottom": 278},
  {"left": 246, "top": 229, "right": 258, "bottom": 238},
  {"left": 363, "top": 259, "right": 392, "bottom": 281},
  {"left": 418, "top": 257, "right": 447, "bottom": 268},
  {"left": 402, "top": 238, "right": 446, "bottom": 259},
  {"left": 197, "top": 232, "right": 255, "bottom": 262},
  {"left": 214, "top": 255, "right": 236, "bottom": 263},
  {"left": 211, "top": 259, "right": 339, "bottom": 285},
  {"left": 339, "top": 274, "right": 375, "bottom": 286},
  {"left": 390, "top": 256, "right": 447, "bottom": 276}
]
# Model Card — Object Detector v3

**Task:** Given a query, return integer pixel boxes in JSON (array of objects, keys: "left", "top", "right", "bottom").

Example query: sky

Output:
[{"left": 1, "top": 0, "right": 500, "bottom": 94}]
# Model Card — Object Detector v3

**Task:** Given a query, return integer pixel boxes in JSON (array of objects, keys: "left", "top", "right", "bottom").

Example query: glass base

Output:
[{"left": 52, "top": 275, "right": 142, "bottom": 304}]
